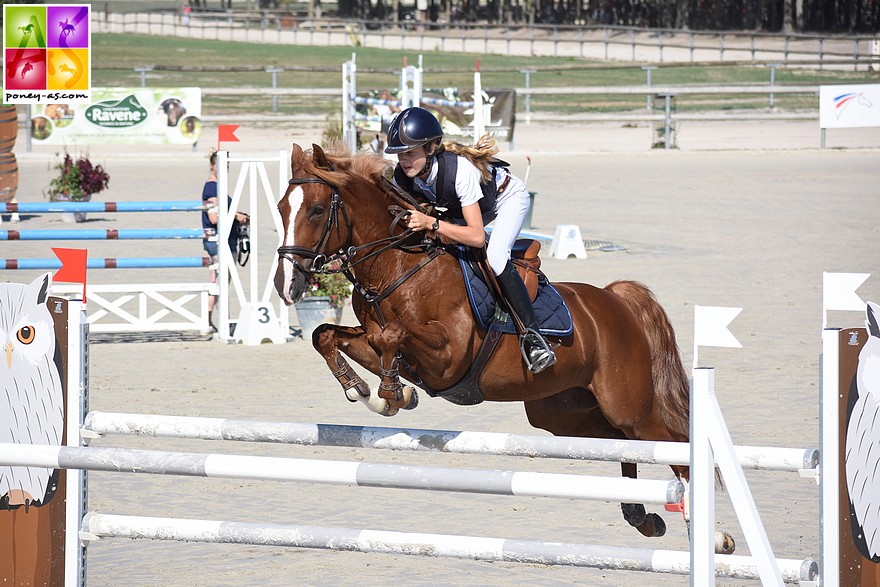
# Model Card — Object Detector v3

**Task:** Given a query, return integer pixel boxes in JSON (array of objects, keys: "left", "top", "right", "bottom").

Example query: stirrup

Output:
[{"left": 519, "top": 328, "right": 557, "bottom": 374}]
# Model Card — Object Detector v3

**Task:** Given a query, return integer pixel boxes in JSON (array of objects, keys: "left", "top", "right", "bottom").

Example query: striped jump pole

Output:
[
  {"left": 352, "top": 96, "right": 402, "bottom": 107},
  {"left": 1, "top": 257, "right": 212, "bottom": 270},
  {"left": 420, "top": 96, "right": 475, "bottom": 108},
  {"left": 0, "top": 200, "right": 205, "bottom": 213},
  {"left": 82, "top": 411, "right": 819, "bottom": 473},
  {"left": 79, "top": 513, "right": 818, "bottom": 584},
  {"left": 0, "top": 443, "right": 684, "bottom": 505},
  {"left": 0, "top": 228, "right": 210, "bottom": 240}
]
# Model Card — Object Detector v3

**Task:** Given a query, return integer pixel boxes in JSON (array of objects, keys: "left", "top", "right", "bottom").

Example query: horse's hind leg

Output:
[
  {"left": 620, "top": 462, "right": 666, "bottom": 537},
  {"left": 524, "top": 389, "right": 666, "bottom": 538}
]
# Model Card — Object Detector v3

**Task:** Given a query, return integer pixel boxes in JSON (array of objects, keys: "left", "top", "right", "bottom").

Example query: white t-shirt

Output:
[{"left": 412, "top": 154, "right": 483, "bottom": 209}]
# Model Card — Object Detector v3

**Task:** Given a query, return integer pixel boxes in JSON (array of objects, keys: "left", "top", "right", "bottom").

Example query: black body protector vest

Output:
[{"left": 393, "top": 151, "right": 509, "bottom": 221}]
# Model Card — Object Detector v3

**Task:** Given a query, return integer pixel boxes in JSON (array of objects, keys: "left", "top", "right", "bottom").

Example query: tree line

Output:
[{"left": 189, "top": 0, "right": 880, "bottom": 33}]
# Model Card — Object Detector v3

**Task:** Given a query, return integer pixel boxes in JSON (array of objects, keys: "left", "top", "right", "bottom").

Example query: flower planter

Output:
[
  {"left": 46, "top": 151, "right": 109, "bottom": 222},
  {"left": 51, "top": 192, "right": 90, "bottom": 223},
  {"left": 295, "top": 296, "right": 344, "bottom": 340}
]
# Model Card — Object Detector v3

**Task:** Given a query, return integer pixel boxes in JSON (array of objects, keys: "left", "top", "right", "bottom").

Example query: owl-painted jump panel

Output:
[{"left": 0, "top": 274, "right": 80, "bottom": 585}]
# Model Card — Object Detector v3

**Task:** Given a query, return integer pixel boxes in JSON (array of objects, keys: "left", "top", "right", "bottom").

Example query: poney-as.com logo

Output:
[{"left": 3, "top": 4, "right": 91, "bottom": 104}]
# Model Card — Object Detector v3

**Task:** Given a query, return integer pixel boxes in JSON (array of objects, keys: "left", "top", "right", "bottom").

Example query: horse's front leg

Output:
[
  {"left": 312, "top": 323, "right": 399, "bottom": 416},
  {"left": 370, "top": 321, "right": 419, "bottom": 412}
]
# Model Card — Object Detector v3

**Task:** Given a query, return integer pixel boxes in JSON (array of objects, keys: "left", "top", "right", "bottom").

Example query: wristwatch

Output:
[{"left": 431, "top": 218, "right": 440, "bottom": 232}]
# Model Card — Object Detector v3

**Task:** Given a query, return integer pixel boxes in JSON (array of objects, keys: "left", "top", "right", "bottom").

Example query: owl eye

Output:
[{"left": 16, "top": 326, "right": 35, "bottom": 344}]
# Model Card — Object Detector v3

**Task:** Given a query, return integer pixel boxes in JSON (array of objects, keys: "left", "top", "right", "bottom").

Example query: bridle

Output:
[
  {"left": 276, "top": 176, "right": 351, "bottom": 276},
  {"left": 276, "top": 173, "right": 448, "bottom": 327}
]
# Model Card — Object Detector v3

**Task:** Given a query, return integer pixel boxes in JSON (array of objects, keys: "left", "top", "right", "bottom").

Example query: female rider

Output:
[{"left": 385, "top": 106, "right": 556, "bottom": 374}]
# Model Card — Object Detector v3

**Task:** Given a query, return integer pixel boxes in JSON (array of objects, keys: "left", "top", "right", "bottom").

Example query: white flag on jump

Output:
[
  {"left": 693, "top": 305, "right": 742, "bottom": 370},
  {"left": 823, "top": 272, "right": 870, "bottom": 328},
  {"left": 694, "top": 306, "right": 743, "bottom": 348}
]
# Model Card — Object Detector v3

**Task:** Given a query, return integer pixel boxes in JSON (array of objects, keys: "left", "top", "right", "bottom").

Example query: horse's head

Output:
[{"left": 274, "top": 142, "right": 391, "bottom": 306}]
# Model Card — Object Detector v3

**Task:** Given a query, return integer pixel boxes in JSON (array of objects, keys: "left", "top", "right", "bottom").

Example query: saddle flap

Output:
[
  {"left": 458, "top": 250, "right": 573, "bottom": 338},
  {"left": 511, "top": 239, "right": 542, "bottom": 300}
]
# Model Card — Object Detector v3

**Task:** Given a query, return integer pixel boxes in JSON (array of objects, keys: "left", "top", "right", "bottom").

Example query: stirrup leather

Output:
[{"left": 519, "top": 328, "right": 557, "bottom": 374}]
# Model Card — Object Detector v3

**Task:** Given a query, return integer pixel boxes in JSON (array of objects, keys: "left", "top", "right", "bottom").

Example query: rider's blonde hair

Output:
[{"left": 427, "top": 133, "right": 499, "bottom": 183}]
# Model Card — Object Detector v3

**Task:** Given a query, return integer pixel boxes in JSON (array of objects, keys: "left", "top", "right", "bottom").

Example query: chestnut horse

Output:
[{"left": 275, "top": 143, "right": 692, "bottom": 540}]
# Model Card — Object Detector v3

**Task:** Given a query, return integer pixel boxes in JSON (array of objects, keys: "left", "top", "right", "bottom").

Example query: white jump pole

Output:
[
  {"left": 79, "top": 513, "right": 817, "bottom": 583},
  {"left": 473, "top": 59, "right": 485, "bottom": 140},
  {"left": 64, "top": 300, "right": 87, "bottom": 587},
  {"left": 0, "top": 443, "right": 683, "bottom": 505},
  {"left": 81, "top": 411, "right": 818, "bottom": 473},
  {"left": 342, "top": 55, "right": 358, "bottom": 153}
]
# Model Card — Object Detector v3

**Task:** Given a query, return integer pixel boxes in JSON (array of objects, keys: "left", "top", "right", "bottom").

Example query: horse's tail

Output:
[{"left": 606, "top": 280, "right": 690, "bottom": 441}]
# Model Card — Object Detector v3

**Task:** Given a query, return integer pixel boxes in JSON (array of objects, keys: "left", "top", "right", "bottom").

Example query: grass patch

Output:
[{"left": 92, "top": 33, "right": 877, "bottom": 117}]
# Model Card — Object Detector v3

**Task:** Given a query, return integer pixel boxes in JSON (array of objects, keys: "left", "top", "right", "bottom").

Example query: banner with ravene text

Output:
[{"left": 30, "top": 87, "right": 202, "bottom": 145}]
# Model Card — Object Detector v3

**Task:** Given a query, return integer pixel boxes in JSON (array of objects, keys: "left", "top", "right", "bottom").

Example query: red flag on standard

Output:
[
  {"left": 218, "top": 124, "right": 240, "bottom": 144},
  {"left": 52, "top": 247, "right": 88, "bottom": 302}
]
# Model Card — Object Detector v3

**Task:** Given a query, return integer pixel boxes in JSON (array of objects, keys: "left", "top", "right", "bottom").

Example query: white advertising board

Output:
[{"left": 819, "top": 84, "right": 880, "bottom": 129}]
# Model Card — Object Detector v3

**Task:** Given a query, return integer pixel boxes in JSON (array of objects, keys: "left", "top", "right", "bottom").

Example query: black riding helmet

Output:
[{"left": 384, "top": 107, "right": 443, "bottom": 154}]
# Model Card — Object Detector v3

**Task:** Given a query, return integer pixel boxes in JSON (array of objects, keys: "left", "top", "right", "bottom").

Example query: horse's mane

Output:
[{"left": 300, "top": 145, "right": 393, "bottom": 191}]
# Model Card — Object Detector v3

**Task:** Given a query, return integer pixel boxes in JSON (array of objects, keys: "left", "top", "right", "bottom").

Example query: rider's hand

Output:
[{"left": 406, "top": 209, "right": 432, "bottom": 232}]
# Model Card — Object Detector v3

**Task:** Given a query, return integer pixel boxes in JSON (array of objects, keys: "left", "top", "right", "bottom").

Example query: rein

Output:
[{"left": 277, "top": 172, "right": 447, "bottom": 328}]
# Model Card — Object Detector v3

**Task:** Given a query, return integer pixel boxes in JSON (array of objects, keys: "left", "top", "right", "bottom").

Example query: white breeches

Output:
[{"left": 486, "top": 186, "right": 531, "bottom": 276}]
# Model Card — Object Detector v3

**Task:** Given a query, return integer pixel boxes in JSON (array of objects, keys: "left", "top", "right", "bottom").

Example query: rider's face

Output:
[{"left": 397, "top": 146, "right": 428, "bottom": 179}]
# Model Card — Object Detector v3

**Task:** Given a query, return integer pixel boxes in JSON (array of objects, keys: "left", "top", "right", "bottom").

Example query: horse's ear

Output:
[
  {"left": 312, "top": 144, "right": 329, "bottom": 170},
  {"left": 291, "top": 143, "right": 304, "bottom": 175}
]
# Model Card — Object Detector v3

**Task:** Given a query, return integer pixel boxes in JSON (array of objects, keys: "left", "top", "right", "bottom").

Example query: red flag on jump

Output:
[
  {"left": 217, "top": 124, "right": 240, "bottom": 149},
  {"left": 52, "top": 247, "right": 88, "bottom": 302}
]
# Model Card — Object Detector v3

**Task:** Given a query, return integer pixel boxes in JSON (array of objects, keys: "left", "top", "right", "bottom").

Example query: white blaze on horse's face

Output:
[{"left": 276, "top": 185, "right": 304, "bottom": 306}]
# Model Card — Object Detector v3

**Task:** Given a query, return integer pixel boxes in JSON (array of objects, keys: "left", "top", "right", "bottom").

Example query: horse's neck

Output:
[{"left": 352, "top": 235, "right": 459, "bottom": 295}]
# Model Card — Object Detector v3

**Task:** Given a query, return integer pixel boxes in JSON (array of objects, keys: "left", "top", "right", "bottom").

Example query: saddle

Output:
[
  {"left": 460, "top": 241, "right": 572, "bottom": 337},
  {"left": 396, "top": 240, "right": 573, "bottom": 407}
]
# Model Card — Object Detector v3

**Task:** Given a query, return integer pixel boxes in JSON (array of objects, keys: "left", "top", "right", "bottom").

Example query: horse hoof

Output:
[
  {"left": 401, "top": 386, "right": 419, "bottom": 410},
  {"left": 636, "top": 513, "right": 666, "bottom": 538},
  {"left": 380, "top": 405, "right": 399, "bottom": 417},
  {"left": 343, "top": 386, "right": 364, "bottom": 403},
  {"left": 715, "top": 530, "right": 735, "bottom": 554},
  {"left": 621, "top": 502, "right": 646, "bottom": 527}
]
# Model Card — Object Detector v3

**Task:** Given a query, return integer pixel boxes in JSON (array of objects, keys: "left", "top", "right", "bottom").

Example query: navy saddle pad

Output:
[{"left": 458, "top": 256, "right": 573, "bottom": 337}]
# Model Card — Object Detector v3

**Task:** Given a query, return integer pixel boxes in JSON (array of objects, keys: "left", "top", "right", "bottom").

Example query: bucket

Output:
[
  {"left": 0, "top": 106, "right": 18, "bottom": 153},
  {"left": 0, "top": 152, "right": 19, "bottom": 203},
  {"left": 295, "top": 296, "right": 344, "bottom": 340}
]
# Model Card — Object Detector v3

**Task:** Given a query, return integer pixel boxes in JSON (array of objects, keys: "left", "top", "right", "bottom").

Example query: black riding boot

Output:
[{"left": 496, "top": 261, "right": 557, "bottom": 374}]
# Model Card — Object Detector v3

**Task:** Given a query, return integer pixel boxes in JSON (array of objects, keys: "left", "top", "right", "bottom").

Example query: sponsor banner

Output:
[
  {"left": 819, "top": 84, "right": 880, "bottom": 129},
  {"left": 3, "top": 4, "right": 91, "bottom": 104},
  {"left": 30, "top": 87, "right": 203, "bottom": 145}
]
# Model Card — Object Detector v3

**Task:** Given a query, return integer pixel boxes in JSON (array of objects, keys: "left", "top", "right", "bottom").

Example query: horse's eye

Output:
[{"left": 308, "top": 205, "right": 325, "bottom": 218}]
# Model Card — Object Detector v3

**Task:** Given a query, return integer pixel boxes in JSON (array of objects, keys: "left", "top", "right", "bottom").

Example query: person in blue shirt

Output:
[{"left": 202, "top": 149, "right": 249, "bottom": 331}]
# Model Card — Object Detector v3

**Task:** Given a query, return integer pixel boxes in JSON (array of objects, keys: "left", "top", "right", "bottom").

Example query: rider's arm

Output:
[
  {"left": 406, "top": 155, "right": 486, "bottom": 246},
  {"left": 405, "top": 203, "right": 484, "bottom": 246},
  {"left": 435, "top": 203, "right": 485, "bottom": 246}
]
